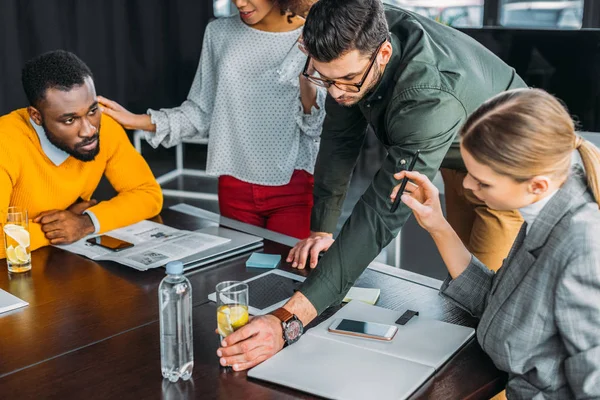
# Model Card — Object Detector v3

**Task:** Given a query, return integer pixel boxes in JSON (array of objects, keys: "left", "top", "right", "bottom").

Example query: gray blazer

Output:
[{"left": 441, "top": 169, "right": 600, "bottom": 399}]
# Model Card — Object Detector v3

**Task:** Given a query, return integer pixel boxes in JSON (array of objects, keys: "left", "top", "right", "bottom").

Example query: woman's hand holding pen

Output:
[{"left": 390, "top": 170, "right": 448, "bottom": 234}]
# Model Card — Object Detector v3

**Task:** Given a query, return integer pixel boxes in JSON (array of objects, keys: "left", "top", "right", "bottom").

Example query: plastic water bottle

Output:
[{"left": 159, "top": 261, "right": 194, "bottom": 382}]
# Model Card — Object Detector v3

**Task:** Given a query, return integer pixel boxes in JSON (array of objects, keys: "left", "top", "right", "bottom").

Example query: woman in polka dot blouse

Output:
[{"left": 99, "top": 0, "right": 326, "bottom": 239}]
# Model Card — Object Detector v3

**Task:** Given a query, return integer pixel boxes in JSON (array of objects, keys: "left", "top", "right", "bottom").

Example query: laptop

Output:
[{"left": 178, "top": 226, "right": 263, "bottom": 272}]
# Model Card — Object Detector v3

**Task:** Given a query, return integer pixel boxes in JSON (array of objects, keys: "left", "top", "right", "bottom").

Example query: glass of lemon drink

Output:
[
  {"left": 2, "top": 207, "right": 31, "bottom": 273},
  {"left": 216, "top": 281, "right": 249, "bottom": 343}
]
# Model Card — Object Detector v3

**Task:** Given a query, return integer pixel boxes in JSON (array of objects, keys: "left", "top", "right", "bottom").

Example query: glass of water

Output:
[
  {"left": 2, "top": 207, "right": 31, "bottom": 273},
  {"left": 216, "top": 281, "right": 249, "bottom": 341}
]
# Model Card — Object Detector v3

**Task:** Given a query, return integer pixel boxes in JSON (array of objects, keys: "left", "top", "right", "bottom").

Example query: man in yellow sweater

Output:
[{"left": 0, "top": 50, "right": 163, "bottom": 259}]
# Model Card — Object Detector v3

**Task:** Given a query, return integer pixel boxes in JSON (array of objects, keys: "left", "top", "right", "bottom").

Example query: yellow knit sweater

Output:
[{"left": 0, "top": 109, "right": 163, "bottom": 259}]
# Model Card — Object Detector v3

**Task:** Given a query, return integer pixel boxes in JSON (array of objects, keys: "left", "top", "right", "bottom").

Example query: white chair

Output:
[{"left": 133, "top": 131, "right": 218, "bottom": 201}]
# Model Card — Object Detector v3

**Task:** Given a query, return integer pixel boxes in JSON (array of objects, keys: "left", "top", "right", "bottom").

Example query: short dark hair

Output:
[
  {"left": 21, "top": 50, "right": 93, "bottom": 107},
  {"left": 303, "top": 0, "right": 389, "bottom": 62}
]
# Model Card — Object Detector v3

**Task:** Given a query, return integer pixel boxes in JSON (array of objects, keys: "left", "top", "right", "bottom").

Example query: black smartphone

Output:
[{"left": 86, "top": 235, "right": 134, "bottom": 252}]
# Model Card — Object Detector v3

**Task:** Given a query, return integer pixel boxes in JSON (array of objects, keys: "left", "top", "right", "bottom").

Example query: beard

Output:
[
  {"left": 42, "top": 122, "right": 101, "bottom": 162},
  {"left": 336, "top": 63, "right": 383, "bottom": 108}
]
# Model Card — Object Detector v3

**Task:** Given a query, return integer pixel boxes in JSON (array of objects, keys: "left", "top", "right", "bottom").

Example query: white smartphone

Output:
[{"left": 328, "top": 318, "right": 398, "bottom": 341}]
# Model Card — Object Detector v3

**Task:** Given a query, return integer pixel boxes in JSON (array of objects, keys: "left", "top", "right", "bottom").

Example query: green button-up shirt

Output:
[{"left": 299, "top": 6, "right": 527, "bottom": 314}]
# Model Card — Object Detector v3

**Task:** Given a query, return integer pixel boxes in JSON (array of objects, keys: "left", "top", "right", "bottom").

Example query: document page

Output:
[
  {"left": 57, "top": 220, "right": 231, "bottom": 270},
  {"left": 0, "top": 289, "right": 28, "bottom": 314}
]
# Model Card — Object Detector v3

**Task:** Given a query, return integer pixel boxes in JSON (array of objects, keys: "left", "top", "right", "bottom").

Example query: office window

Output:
[
  {"left": 214, "top": 0, "right": 235, "bottom": 17},
  {"left": 384, "top": 0, "right": 484, "bottom": 27},
  {"left": 500, "top": 0, "right": 584, "bottom": 29}
]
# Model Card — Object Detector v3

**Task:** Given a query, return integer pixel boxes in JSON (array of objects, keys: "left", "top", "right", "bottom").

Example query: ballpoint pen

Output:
[{"left": 390, "top": 150, "right": 421, "bottom": 213}]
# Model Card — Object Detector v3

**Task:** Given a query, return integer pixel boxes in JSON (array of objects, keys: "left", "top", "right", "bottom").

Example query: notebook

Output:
[
  {"left": 248, "top": 300, "right": 475, "bottom": 400},
  {"left": 342, "top": 287, "right": 380, "bottom": 305},
  {"left": 0, "top": 289, "right": 28, "bottom": 315}
]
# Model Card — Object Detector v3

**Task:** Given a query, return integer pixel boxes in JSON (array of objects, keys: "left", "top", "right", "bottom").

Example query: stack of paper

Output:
[
  {"left": 343, "top": 287, "right": 380, "bottom": 305},
  {"left": 0, "top": 289, "right": 28, "bottom": 314}
]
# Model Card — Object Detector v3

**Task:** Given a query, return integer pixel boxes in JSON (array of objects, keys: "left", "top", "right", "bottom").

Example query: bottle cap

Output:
[{"left": 166, "top": 261, "right": 184, "bottom": 275}]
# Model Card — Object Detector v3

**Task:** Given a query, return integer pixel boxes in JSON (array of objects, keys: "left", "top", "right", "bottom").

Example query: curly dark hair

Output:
[
  {"left": 280, "top": 8, "right": 297, "bottom": 23},
  {"left": 275, "top": 0, "right": 313, "bottom": 16},
  {"left": 22, "top": 50, "right": 93, "bottom": 107}
]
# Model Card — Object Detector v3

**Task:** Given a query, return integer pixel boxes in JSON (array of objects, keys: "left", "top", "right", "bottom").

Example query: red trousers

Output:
[{"left": 218, "top": 170, "right": 314, "bottom": 239}]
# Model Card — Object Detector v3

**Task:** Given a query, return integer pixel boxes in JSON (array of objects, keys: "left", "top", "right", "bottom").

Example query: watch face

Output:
[{"left": 285, "top": 319, "right": 304, "bottom": 343}]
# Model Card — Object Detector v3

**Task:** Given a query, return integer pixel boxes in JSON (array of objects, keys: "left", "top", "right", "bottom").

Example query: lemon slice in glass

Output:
[
  {"left": 3, "top": 224, "right": 30, "bottom": 248},
  {"left": 217, "top": 305, "right": 249, "bottom": 337},
  {"left": 228, "top": 305, "right": 249, "bottom": 330},
  {"left": 5, "top": 245, "right": 19, "bottom": 264},
  {"left": 217, "top": 306, "right": 234, "bottom": 337},
  {"left": 15, "top": 246, "right": 29, "bottom": 263}
]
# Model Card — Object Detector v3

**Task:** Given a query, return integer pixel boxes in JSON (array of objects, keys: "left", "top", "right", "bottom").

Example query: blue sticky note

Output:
[{"left": 246, "top": 253, "right": 281, "bottom": 269}]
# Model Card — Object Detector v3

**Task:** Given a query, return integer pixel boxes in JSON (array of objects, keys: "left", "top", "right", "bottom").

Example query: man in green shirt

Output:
[{"left": 217, "top": 0, "right": 526, "bottom": 371}]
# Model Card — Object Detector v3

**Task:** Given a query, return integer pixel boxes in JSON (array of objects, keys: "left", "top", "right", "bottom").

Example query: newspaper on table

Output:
[{"left": 56, "top": 220, "right": 231, "bottom": 271}]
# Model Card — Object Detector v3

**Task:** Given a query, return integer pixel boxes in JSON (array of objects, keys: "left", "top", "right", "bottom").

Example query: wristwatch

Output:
[{"left": 270, "top": 307, "right": 304, "bottom": 346}]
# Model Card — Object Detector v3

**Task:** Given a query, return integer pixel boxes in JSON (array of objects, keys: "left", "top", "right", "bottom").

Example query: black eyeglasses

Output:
[{"left": 301, "top": 39, "right": 387, "bottom": 93}]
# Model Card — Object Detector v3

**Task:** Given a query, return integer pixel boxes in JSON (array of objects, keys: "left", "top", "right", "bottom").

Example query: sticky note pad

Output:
[
  {"left": 246, "top": 253, "right": 281, "bottom": 269},
  {"left": 342, "top": 287, "right": 381, "bottom": 305}
]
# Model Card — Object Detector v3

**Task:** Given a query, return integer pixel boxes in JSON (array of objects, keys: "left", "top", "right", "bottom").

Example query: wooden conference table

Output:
[{"left": 0, "top": 208, "right": 506, "bottom": 399}]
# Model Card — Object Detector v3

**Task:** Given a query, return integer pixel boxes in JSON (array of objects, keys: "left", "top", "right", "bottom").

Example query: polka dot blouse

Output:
[{"left": 142, "top": 16, "right": 326, "bottom": 186}]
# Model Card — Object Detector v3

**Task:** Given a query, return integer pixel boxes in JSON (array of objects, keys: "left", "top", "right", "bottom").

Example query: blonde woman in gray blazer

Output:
[{"left": 392, "top": 89, "right": 600, "bottom": 399}]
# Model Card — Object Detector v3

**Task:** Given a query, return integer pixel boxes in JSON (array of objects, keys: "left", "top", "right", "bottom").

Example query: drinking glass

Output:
[
  {"left": 216, "top": 281, "right": 249, "bottom": 341},
  {"left": 2, "top": 207, "right": 31, "bottom": 273}
]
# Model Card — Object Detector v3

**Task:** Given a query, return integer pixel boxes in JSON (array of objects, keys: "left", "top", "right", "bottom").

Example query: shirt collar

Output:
[
  {"left": 30, "top": 118, "right": 69, "bottom": 166},
  {"left": 519, "top": 189, "right": 559, "bottom": 234}
]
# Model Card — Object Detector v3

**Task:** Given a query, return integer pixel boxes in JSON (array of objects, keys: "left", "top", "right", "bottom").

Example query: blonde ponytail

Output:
[{"left": 576, "top": 137, "right": 600, "bottom": 206}]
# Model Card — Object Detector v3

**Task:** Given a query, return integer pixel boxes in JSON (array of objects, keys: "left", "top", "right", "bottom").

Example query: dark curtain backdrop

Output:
[{"left": 0, "top": 0, "right": 213, "bottom": 115}]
